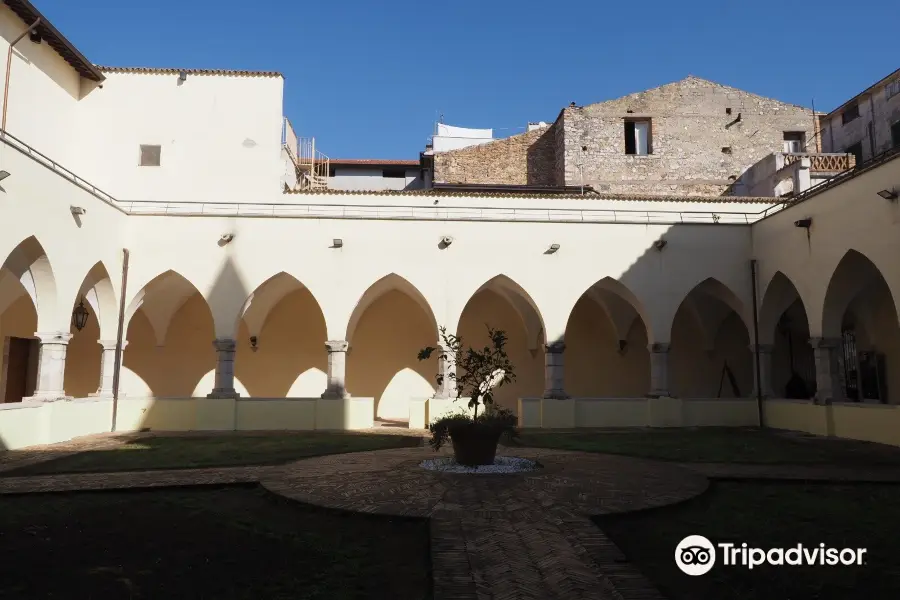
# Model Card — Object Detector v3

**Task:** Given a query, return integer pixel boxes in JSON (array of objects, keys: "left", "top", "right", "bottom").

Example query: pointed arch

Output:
[
  {"left": 124, "top": 270, "right": 211, "bottom": 347},
  {"left": 345, "top": 273, "right": 439, "bottom": 344},
  {"left": 822, "top": 250, "right": 900, "bottom": 338},
  {"left": 759, "top": 271, "right": 812, "bottom": 345},
  {"left": 0, "top": 236, "right": 58, "bottom": 332},
  {"left": 569, "top": 277, "right": 651, "bottom": 344},
  {"left": 236, "top": 271, "right": 327, "bottom": 339},
  {"left": 451, "top": 275, "right": 546, "bottom": 347},
  {"left": 670, "top": 277, "right": 753, "bottom": 398},
  {"left": 71, "top": 261, "right": 118, "bottom": 340}
]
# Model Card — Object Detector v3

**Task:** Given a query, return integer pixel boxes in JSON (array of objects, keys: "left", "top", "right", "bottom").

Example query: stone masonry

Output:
[
  {"left": 433, "top": 124, "right": 559, "bottom": 186},
  {"left": 433, "top": 76, "right": 818, "bottom": 196}
]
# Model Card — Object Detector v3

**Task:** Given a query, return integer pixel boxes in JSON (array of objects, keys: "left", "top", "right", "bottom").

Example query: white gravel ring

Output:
[{"left": 419, "top": 456, "right": 539, "bottom": 474}]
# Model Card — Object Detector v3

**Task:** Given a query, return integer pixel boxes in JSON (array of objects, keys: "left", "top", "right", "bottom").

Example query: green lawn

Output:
[
  {"left": 3, "top": 432, "right": 422, "bottom": 476},
  {"left": 0, "top": 486, "right": 431, "bottom": 599},
  {"left": 596, "top": 481, "right": 900, "bottom": 599},
  {"left": 512, "top": 428, "right": 900, "bottom": 464}
]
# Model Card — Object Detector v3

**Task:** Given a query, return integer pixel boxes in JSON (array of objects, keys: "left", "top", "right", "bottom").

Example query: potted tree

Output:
[{"left": 418, "top": 326, "right": 518, "bottom": 466}]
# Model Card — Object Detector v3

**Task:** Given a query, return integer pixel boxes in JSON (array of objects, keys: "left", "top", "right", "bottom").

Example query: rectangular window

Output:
[
  {"left": 624, "top": 119, "right": 651, "bottom": 155},
  {"left": 892, "top": 121, "right": 900, "bottom": 149},
  {"left": 841, "top": 103, "right": 860, "bottom": 125},
  {"left": 886, "top": 79, "right": 900, "bottom": 100},
  {"left": 783, "top": 131, "right": 806, "bottom": 153},
  {"left": 846, "top": 141, "right": 863, "bottom": 165},
  {"left": 139, "top": 144, "right": 161, "bottom": 167}
]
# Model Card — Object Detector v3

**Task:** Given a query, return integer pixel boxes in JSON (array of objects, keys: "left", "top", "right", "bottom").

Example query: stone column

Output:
[
  {"left": 93, "top": 340, "right": 128, "bottom": 398},
  {"left": 750, "top": 344, "right": 775, "bottom": 398},
  {"left": 433, "top": 341, "right": 457, "bottom": 399},
  {"left": 543, "top": 341, "right": 568, "bottom": 399},
  {"left": 207, "top": 338, "right": 239, "bottom": 399},
  {"left": 809, "top": 337, "right": 842, "bottom": 404},
  {"left": 26, "top": 332, "right": 72, "bottom": 402},
  {"left": 649, "top": 343, "right": 671, "bottom": 397},
  {"left": 322, "top": 340, "right": 350, "bottom": 399}
]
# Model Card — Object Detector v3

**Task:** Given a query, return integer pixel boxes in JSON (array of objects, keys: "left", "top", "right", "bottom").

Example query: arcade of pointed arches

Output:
[{"left": 1, "top": 236, "right": 898, "bottom": 420}]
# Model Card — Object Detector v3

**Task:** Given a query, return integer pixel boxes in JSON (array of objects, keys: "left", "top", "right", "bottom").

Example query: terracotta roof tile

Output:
[
  {"left": 285, "top": 188, "right": 777, "bottom": 203},
  {"left": 95, "top": 66, "right": 283, "bottom": 78}
]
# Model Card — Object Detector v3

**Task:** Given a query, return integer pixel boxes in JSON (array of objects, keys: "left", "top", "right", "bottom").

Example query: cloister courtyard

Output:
[{"left": 1, "top": 426, "right": 899, "bottom": 599}]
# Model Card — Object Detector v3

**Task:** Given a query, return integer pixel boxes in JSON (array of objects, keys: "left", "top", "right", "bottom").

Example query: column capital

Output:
[
  {"left": 649, "top": 342, "right": 670, "bottom": 353},
  {"left": 34, "top": 332, "right": 73, "bottom": 345},
  {"left": 325, "top": 340, "right": 349, "bottom": 353},
  {"left": 98, "top": 339, "right": 128, "bottom": 351},
  {"left": 212, "top": 338, "right": 236, "bottom": 352},
  {"left": 545, "top": 341, "right": 566, "bottom": 354}
]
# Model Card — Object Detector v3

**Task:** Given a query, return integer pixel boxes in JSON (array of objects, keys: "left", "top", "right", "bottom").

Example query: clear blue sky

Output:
[{"left": 41, "top": 0, "right": 898, "bottom": 159}]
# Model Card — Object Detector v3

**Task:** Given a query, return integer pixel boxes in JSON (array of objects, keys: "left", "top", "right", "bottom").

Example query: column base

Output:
[
  {"left": 320, "top": 390, "right": 351, "bottom": 400},
  {"left": 207, "top": 390, "right": 240, "bottom": 399},
  {"left": 542, "top": 390, "right": 570, "bottom": 400}
]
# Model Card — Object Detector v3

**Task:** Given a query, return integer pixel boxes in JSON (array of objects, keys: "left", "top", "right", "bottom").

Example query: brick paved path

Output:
[{"left": 262, "top": 446, "right": 709, "bottom": 600}]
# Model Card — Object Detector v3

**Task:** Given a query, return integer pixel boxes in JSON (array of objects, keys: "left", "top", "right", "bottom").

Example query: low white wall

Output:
[{"left": 0, "top": 396, "right": 375, "bottom": 450}]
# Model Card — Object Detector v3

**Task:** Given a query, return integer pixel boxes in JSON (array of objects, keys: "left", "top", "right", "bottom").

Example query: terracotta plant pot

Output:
[{"left": 449, "top": 423, "right": 504, "bottom": 466}]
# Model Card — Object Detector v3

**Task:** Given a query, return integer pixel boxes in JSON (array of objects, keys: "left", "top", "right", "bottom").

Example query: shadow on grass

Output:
[
  {"left": 3, "top": 432, "right": 423, "bottom": 476},
  {"left": 0, "top": 483, "right": 432, "bottom": 600},
  {"left": 594, "top": 480, "right": 900, "bottom": 600},
  {"left": 511, "top": 427, "right": 900, "bottom": 465}
]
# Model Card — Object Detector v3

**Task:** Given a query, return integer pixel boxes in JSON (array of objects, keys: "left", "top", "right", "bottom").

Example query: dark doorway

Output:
[{"left": 3, "top": 337, "right": 33, "bottom": 403}]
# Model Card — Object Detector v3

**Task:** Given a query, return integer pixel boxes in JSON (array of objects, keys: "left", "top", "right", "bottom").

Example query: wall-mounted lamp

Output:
[
  {"left": 653, "top": 238, "right": 668, "bottom": 251},
  {"left": 0, "top": 170, "right": 10, "bottom": 182},
  {"left": 332, "top": 238, "right": 343, "bottom": 248},
  {"left": 794, "top": 218, "right": 812, "bottom": 228},
  {"left": 545, "top": 243, "right": 560, "bottom": 254},
  {"left": 178, "top": 71, "right": 187, "bottom": 82},
  {"left": 70, "top": 205, "right": 86, "bottom": 216},
  {"left": 72, "top": 297, "right": 90, "bottom": 331},
  {"left": 876, "top": 189, "right": 898, "bottom": 201},
  {"left": 439, "top": 235, "right": 453, "bottom": 248},
  {"left": 249, "top": 336, "right": 259, "bottom": 352},
  {"left": 28, "top": 30, "right": 41, "bottom": 44},
  {"left": 617, "top": 339, "right": 628, "bottom": 355},
  {"left": 219, "top": 233, "right": 235, "bottom": 245}
]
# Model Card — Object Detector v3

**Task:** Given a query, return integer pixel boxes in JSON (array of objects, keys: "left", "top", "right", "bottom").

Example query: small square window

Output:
[{"left": 139, "top": 144, "right": 161, "bottom": 167}]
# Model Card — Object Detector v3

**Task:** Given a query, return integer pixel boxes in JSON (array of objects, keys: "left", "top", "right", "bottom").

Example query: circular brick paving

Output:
[{"left": 260, "top": 445, "right": 709, "bottom": 518}]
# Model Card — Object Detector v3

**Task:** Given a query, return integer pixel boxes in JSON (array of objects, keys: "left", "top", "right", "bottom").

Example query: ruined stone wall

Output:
[
  {"left": 432, "top": 124, "right": 559, "bottom": 186},
  {"left": 561, "top": 77, "right": 816, "bottom": 196}
]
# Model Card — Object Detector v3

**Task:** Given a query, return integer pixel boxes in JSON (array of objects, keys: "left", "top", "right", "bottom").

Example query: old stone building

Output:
[{"left": 433, "top": 76, "right": 820, "bottom": 196}]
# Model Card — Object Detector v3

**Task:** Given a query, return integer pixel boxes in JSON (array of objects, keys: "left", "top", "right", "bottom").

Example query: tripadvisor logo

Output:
[{"left": 675, "top": 535, "right": 867, "bottom": 576}]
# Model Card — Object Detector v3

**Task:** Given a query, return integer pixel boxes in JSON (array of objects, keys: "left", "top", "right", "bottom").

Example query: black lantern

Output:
[{"left": 72, "top": 297, "right": 90, "bottom": 331}]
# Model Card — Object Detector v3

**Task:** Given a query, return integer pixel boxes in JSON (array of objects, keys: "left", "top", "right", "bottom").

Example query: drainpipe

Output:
[
  {"left": 750, "top": 259, "right": 764, "bottom": 428},
  {"left": 2, "top": 18, "right": 41, "bottom": 134},
  {"left": 111, "top": 249, "right": 130, "bottom": 432}
]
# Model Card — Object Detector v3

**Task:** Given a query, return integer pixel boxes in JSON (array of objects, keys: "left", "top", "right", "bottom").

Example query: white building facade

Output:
[{"left": 1, "top": 2, "right": 899, "bottom": 450}]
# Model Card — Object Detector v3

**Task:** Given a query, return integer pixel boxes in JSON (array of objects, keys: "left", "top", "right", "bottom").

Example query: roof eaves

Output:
[
  {"left": 824, "top": 68, "right": 900, "bottom": 118},
  {"left": 4, "top": 0, "right": 104, "bottom": 82},
  {"left": 95, "top": 66, "right": 284, "bottom": 78}
]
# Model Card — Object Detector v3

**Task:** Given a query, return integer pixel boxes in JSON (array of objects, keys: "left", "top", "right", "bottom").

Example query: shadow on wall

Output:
[{"left": 525, "top": 125, "right": 559, "bottom": 186}]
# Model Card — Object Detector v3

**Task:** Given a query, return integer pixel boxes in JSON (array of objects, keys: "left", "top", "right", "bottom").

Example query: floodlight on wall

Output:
[
  {"left": 28, "top": 30, "right": 41, "bottom": 44},
  {"left": 546, "top": 243, "right": 560, "bottom": 254},
  {"left": 220, "top": 233, "right": 235, "bottom": 244},
  {"left": 440, "top": 236, "right": 453, "bottom": 247},
  {"left": 0, "top": 170, "right": 9, "bottom": 182},
  {"left": 794, "top": 218, "right": 812, "bottom": 228},
  {"left": 653, "top": 238, "right": 668, "bottom": 251},
  {"left": 178, "top": 71, "right": 187, "bottom": 82},
  {"left": 332, "top": 238, "right": 343, "bottom": 248},
  {"left": 876, "top": 189, "right": 898, "bottom": 201},
  {"left": 72, "top": 297, "right": 90, "bottom": 332},
  {"left": 70, "top": 205, "right": 86, "bottom": 216}
]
